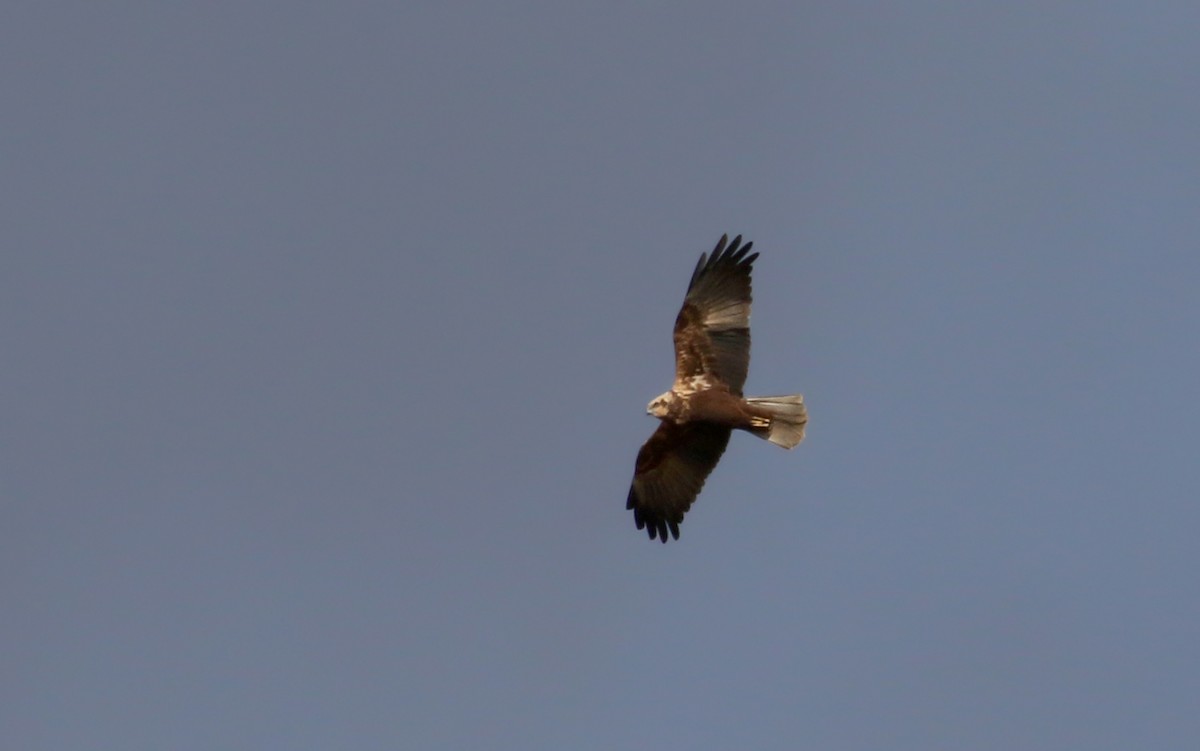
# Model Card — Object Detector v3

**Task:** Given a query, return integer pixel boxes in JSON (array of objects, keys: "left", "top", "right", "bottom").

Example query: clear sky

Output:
[{"left": 4, "top": 3, "right": 1199, "bottom": 749}]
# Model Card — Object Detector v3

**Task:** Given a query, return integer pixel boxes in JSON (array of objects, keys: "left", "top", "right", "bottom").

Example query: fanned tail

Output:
[{"left": 745, "top": 395, "right": 808, "bottom": 449}]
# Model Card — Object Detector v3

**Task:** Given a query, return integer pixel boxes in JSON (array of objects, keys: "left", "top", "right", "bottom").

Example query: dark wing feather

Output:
[
  {"left": 626, "top": 422, "right": 732, "bottom": 543},
  {"left": 673, "top": 234, "right": 758, "bottom": 394}
]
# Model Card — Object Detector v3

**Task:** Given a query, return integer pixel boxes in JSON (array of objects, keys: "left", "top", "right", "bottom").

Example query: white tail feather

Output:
[{"left": 745, "top": 395, "right": 808, "bottom": 449}]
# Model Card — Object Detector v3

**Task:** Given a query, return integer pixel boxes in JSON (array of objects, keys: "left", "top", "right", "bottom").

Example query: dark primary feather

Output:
[
  {"left": 673, "top": 234, "right": 758, "bottom": 394},
  {"left": 626, "top": 422, "right": 732, "bottom": 542}
]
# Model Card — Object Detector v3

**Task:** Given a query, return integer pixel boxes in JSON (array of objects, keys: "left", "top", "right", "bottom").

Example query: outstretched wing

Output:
[
  {"left": 673, "top": 234, "right": 758, "bottom": 395},
  {"left": 626, "top": 422, "right": 732, "bottom": 543}
]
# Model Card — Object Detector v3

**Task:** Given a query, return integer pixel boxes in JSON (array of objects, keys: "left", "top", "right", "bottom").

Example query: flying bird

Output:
[{"left": 626, "top": 234, "right": 807, "bottom": 542}]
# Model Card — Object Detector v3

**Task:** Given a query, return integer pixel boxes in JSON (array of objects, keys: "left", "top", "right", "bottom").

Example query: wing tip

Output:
[
  {"left": 710, "top": 232, "right": 756, "bottom": 267},
  {"left": 646, "top": 517, "right": 677, "bottom": 543},
  {"left": 628, "top": 489, "right": 682, "bottom": 543},
  {"left": 688, "top": 233, "right": 757, "bottom": 291}
]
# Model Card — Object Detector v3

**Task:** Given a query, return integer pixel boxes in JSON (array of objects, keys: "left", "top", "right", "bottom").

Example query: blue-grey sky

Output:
[{"left": 5, "top": 3, "right": 1199, "bottom": 749}]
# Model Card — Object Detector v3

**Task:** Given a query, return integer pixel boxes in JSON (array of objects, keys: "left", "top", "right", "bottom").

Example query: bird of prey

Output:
[{"left": 626, "top": 234, "right": 807, "bottom": 542}]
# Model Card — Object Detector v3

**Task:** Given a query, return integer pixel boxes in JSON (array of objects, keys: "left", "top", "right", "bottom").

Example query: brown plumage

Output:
[{"left": 626, "top": 234, "right": 808, "bottom": 543}]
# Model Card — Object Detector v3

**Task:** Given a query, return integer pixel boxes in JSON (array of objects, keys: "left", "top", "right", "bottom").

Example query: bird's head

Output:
[{"left": 646, "top": 392, "right": 674, "bottom": 418}]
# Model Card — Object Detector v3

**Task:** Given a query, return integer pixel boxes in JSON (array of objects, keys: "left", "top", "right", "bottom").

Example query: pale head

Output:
[{"left": 646, "top": 391, "right": 674, "bottom": 417}]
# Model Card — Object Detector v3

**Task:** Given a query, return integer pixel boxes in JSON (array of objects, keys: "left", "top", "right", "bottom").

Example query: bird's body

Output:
[
  {"left": 650, "top": 385, "right": 769, "bottom": 431},
  {"left": 626, "top": 235, "right": 807, "bottom": 542}
]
